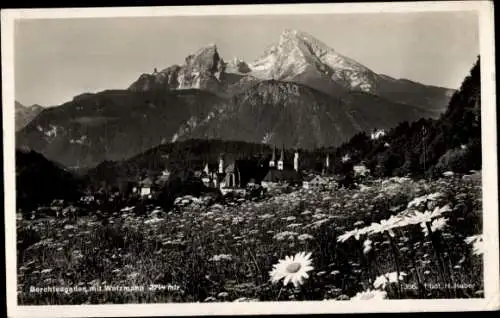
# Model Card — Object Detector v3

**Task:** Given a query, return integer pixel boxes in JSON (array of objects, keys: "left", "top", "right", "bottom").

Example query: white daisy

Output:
[
  {"left": 209, "top": 254, "right": 233, "bottom": 262},
  {"left": 298, "top": 233, "right": 315, "bottom": 241},
  {"left": 373, "top": 272, "right": 407, "bottom": 289},
  {"left": 421, "top": 217, "right": 448, "bottom": 236},
  {"left": 363, "top": 239, "right": 373, "bottom": 254},
  {"left": 407, "top": 195, "right": 429, "bottom": 209},
  {"left": 350, "top": 289, "right": 388, "bottom": 300},
  {"left": 269, "top": 252, "right": 314, "bottom": 288},
  {"left": 465, "top": 234, "right": 484, "bottom": 256},
  {"left": 337, "top": 228, "right": 363, "bottom": 242},
  {"left": 408, "top": 205, "right": 451, "bottom": 226},
  {"left": 427, "top": 192, "right": 445, "bottom": 201},
  {"left": 368, "top": 215, "right": 401, "bottom": 237}
]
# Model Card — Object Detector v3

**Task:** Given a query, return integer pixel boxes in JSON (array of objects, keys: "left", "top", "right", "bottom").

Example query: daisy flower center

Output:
[{"left": 286, "top": 262, "right": 302, "bottom": 273}]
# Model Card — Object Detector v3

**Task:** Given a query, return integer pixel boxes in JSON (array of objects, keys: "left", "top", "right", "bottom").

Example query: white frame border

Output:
[{"left": 2, "top": 1, "right": 498, "bottom": 317}]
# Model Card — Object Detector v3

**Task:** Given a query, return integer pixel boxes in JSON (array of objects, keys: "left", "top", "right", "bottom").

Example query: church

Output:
[
  {"left": 199, "top": 154, "right": 247, "bottom": 195},
  {"left": 261, "top": 146, "right": 302, "bottom": 189}
]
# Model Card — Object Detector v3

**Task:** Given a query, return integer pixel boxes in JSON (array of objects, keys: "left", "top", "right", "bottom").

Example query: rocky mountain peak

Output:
[
  {"left": 129, "top": 43, "right": 226, "bottom": 92},
  {"left": 226, "top": 57, "right": 251, "bottom": 74},
  {"left": 127, "top": 29, "right": 452, "bottom": 111},
  {"left": 279, "top": 29, "right": 333, "bottom": 53},
  {"left": 185, "top": 43, "right": 224, "bottom": 74},
  {"left": 246, "top": 29, "right": 379, "bottom": 94}
]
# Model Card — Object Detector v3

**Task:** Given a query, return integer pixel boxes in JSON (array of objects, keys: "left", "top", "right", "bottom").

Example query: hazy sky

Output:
[{"left": 14, "top": 11, "right": 479, "bottom": 107}]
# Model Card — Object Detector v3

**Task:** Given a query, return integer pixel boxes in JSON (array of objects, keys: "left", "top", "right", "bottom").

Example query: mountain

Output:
[
  {"left": 176, "top": 80, "right": 438, "bottom": 149},
  {"left": 17, "top": 29, "right": 457, "bottom": 169},
  {"left": 16, "top": 89, "right": 226, "bottom": 169},
  {"left": 130, "top": 29, "right": 454, "bottom": 113},
  {"left": 15, "top": 101, "right": 44, "bottom": 131},
  {"left": 129, "top": 44, "right": 226, "bottom": 93},
  {"left": 16, "top": 148, "right": 83, "bottom": 212}
]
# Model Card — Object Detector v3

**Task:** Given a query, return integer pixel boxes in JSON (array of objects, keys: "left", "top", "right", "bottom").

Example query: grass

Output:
[{"left": 17, "top": 172, "right": 483, "bottom": 304}]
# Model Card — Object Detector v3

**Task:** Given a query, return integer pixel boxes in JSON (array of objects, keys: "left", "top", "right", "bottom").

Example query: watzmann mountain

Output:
[
  {"left": 130, "top": 29, "right": 454, "bottom": 112},
  {"left": 16, "top": 29, "right": 455, "bottom": 169}
]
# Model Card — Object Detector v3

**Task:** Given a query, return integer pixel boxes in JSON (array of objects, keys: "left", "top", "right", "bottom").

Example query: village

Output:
[
  {"left": 103, "top": 146, "right": 370, "bottom": 201},
  {"left": 25, "top": 144, "right": 375, "bottom": 221}
]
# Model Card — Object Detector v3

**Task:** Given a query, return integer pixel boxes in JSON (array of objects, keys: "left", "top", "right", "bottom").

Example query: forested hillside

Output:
[{"left": 329, "top": 57, "right": 481, "bottom": 178}]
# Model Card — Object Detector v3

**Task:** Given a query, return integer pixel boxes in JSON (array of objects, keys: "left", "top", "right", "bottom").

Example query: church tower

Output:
[
  {"left": 218, "top": 154, "right": 224, "bottom": 174},
  {"left": 323, "top": 153, "right": 330, "bottom": 175},
  {"left": 269, "top": 146, "right": 276, "bottom": 168},
  {"left": 278, "top": 146, "right": 284, "bottom": 171},
  {"left": 294, "top": 150, "right": 299, "bottom": 172}
]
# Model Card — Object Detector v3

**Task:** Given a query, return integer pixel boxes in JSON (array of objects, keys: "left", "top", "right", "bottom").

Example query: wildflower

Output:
[
  {"left": 350, "top": 289, "right": 388, "bottom": 300},
  {"left": 407, "top": 195, "right": 429, "bottom": 208},
  {"left": 269, "top": 252, "right": 314, "bottom": 288},
  {"left": 354, "top": 220, "right": 365, "bottom": 227},
  {"left": 298, "top": 234, "right": 314, "bottom": 241},
  {"left": 427, "top": 192, "right": 444, "bottom": 201},
  {"left": 407, "top": 205, "right": 451, "bottom": 226},
  {"left": 217, "top": 292, "right": 229, "bottom": 298},
  {"left": 368, "top": 215, "right": 402, "bottom": 237},
  {"left": 258, "top": 213, "right": 274, "bottom": 220},
  {"left": 204, "top": 296, "right": 217, "bottom": 302},
  {"left": 209, "top": 254, "right": 233, "bottom": 262},
  {"left": 312, "top": 218, "right": 332, "bottom": 229},
  {"left": 337, "top": 229, "right": 359, "bottom": 242},
  {"left": 373, "top": 272, "right": 407, "bottom": 289},
  {"left": 273, "top": 231, "right": 298, "bottom": 241},
  {"left": 465, "top": 234, "right": 484, "bottom": 256},
  {"left": 363, "top": 239, "right": 373, "bottom": 254},
  {"left": 144, "top": 217, "right": 164, "bottom": 224},
  {"left": 421, "top": 217, "right": 448, "bottom": 236}
]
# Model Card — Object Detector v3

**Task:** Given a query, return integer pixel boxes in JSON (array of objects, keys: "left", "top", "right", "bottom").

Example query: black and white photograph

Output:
[{"left": 2, "top": 2, "right": 499, "bottom": 317}]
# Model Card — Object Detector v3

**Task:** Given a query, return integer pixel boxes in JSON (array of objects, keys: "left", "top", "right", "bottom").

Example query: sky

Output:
[{"left": 14, "top": 11, "right": 479, "bottom": 107}]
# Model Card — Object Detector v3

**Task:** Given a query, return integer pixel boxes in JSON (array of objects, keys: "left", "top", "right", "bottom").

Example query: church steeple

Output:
[
  {"left": 218, "top": 154, "right": 224, "bottom": 174},
  {"left": 278, "top": 145, "right": 284, "bottom": 171},
  {"left": 269, "top": 146, "right": 276, "bottom": 168},
  {"left": 323, "top": 153, "right": 330, "bottom": 175},
  {"left": 293, "top": 149, "right": 299, "bottom": 172}
]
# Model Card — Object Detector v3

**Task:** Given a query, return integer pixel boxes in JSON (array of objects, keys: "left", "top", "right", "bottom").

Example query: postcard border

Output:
[{"left": 2, "top": 1, "right": 498, "bottom": 317}]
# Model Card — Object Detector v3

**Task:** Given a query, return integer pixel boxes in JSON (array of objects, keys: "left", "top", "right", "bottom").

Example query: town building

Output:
[
  {"left": 302, "top": 175, "right": 328, "bottom": 190},
  {"left": 261, "top": 146, "right": 302, "bottom": 189},
  {"left": 353, "top": 164, "right": 371, "bottom": 178},
  {"left": 139, "top": 176, "right": 153, "bottom": 197}
]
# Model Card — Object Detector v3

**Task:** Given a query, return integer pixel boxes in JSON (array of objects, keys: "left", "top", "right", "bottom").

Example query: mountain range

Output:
[{"left": 16, "top": 29, "right": 455, "bottom": 169}]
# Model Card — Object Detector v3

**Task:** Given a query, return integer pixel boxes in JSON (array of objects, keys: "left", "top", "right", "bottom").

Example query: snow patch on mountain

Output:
[{"left": 247, "top": 29, "right": 378, "bottom": 93}]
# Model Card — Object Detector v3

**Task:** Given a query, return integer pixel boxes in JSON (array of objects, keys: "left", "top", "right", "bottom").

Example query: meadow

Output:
[{"left": 17, "top": 172, "right": 483, "bottom": 304}]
